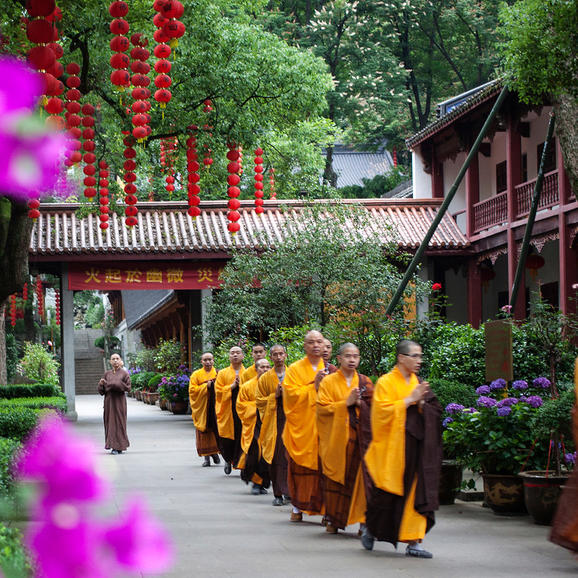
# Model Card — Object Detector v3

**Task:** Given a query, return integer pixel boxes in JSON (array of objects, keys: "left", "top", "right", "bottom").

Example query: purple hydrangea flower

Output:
[
  {"left": 532, "top": 377, "right": 551, "bottom": 389},
  {"left": 523, "top": 395, "right": 543, "bottom": 408},
  {"left": 477, "top": 396, "right": 497, "bottom": 408},
  {"left": 476, "top": 385, "right": 491, "bottom": 395},
  {"left": 442, "top": 417, "right": 454, "bottom": 428},
  {"left": 496, "top": 406, "right": 512, "bottom": 417},
  {"left": 564, "top": 452, "right": 576, "bottom": 466},
  {"left": 445, "top": 403, "right": 465, "bottom": 415},
  {"left": 463, "top": 407, "right": 476, "bottom": 413},
  {"left": 496, "top": 397, "right": 518, "bottom": 408},
  {"left": 512, "top": 380, "right": 528, "bottom": 391},
  {"left": 490, "top": 378, "right": 507, "bottom": 390}
]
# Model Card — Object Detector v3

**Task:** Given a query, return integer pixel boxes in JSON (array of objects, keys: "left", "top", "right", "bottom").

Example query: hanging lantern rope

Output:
[
  {"left": 254, "top": 147, "right": 264, "bottom": 215},
  {"left": 81, "top": 102, "right": 97, "bottom": 200},
  {"left": 109, "top": 1, "right": 131, "bottom": 92},
  {"left": 55, "top": 290, "right": 61, "bottom": 326},
  {"left": 123, "top": 134, "right": 138, "bottom": 227},
  {"left": 98, "top": 160, "right": 110, "bottom": 230},
  {"left": 226, "top": 144, "right": 242, "bottom": 234},
  {"left": 130, "top": 33, "right": 152, "bottom": 143},
  {"left": 186, "top": 126, "right": 201, "bottom": 218},
  {"left": 36, "top": 277, "right": 44, "bottom": 318},
  {"left": 9, "top": 294, "right": 17, "bottom": 328},
  {"left": 152, "top": 3, "right": 173, "bottom": 113}
]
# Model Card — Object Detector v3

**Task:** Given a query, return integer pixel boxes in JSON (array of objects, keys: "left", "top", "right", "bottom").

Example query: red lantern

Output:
[
  {"left": 26, "top": 19, "right": 54, "bottom": 44},
  {"left": 525, "top": 253, "right": 545, "bottom": 280},
  {"left": 26, "top": 0, "right": 56, "bottom": 18},
  {"left": 28, "top": 45, "right": 55, "bottom": 71},
  {"left": 154, "top": 88, "right": 171, "bottom": 107},
  {"left": 109, "top": 1, "right": 128, "bottom": 17}
]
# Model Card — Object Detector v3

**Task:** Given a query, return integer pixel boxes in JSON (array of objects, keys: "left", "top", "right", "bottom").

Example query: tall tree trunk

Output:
[
  {"left": 323, "top": 144, "right": 338, "bottom": 188},
  {"left": 554, "top": 93, "right": 578, "bottom": 202}
]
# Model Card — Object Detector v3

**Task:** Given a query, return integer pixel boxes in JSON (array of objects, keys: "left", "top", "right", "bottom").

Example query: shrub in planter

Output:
[
  {"left": 147, "top": 374, "right": 165, "bottom": 393},
  {"left": 429, "top": 379, "right": 478, "bottom": 417}
]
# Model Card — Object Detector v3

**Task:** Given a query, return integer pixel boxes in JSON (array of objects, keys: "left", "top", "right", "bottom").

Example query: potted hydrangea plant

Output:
[
  {"left": 442, "top": 377, "right": 549, "bottom": 514},
  {"left": 164, "top": 366, "right": 191, "bottom": 415}
]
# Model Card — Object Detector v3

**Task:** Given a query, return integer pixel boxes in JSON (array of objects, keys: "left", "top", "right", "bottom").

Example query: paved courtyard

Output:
[{"left": 73, "top": 396, "right": 577, "bottom": 578}]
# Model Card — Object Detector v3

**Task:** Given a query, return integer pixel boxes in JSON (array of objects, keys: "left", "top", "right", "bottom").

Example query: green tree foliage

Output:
[
  {"left": 206, "top": 202, "right": 427, "bottom": 346},
  {"left": 20, "top": 343, "right": 60, "bottom": 386}
]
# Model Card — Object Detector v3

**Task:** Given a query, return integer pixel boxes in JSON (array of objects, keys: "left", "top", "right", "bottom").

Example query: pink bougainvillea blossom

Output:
[
  {"left": 16, "top": 415, "right": 109, "bottom": 509},
  {"left": 0, "top": 56, "right": 71, "bottom": 201},
  {"left": 103, "top": 498, "right": 174, "bottom": 574}
]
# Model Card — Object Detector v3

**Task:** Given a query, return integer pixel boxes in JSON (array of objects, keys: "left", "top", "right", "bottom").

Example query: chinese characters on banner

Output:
[{"left": 68, "top": 262, "right": 225, "bottom": 290}]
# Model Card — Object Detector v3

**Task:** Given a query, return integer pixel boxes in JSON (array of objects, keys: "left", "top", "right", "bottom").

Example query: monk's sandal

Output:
[
  {"left": 406, "top": 544, "right": 433, "bottom": 558},
  {"left": 360, "top": 528, "right": 374, "bottom": 551}
]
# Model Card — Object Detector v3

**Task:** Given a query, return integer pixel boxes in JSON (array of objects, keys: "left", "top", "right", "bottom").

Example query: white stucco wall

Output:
[{"left": 412, "top": 150, "right": 431, "bottom": 198}]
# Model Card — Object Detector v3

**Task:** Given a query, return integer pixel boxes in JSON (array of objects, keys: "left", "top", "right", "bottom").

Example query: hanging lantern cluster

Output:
[
  {"left": 152, "top": 4, "right": 173, "bottom": 110},
  {"left": 9, "top": 294, "right": 17, "bottom": 328},
  {"left": 130, "top": 33, "right": 152, "bottom": 142},
  {"left": 81, "top": 103, "right": 97, "bottom": 199},
  {"left": 186, "top": 127, "right": 201, "bottom": 218},
  {"left": 55, "top": 290, "right": 61, "bottom": 326},
  {"left": 109, "top": 1, "right": 131, "bottom": 91},
  {"left": 36, "top": 277, "right": 44, "bottom": 318},
  {"left": 123, "top": 135, "right": 138, "bottom": 226},
  {"left": 253, "top": 148, "right": 264, "bottom": 215},
  {"left": 22, "top": 282, "right": 28, "bottom": 303},
  {"left": 25, "top": 1, "right": 62, "bottom": 220},
  {"left": 157, "top": 1, "right": 185, "bottom": 49},
  {"left": 99, "top": 160, "right": 110, "bottom": 230},
  {"left": 226, "top": 144, "right": 242, "bottom": 234},
  {"left": 269, "top": 167, "right": 276, "bottom": 199},
  {"left": 64, "top": 62, "right": 82, "bottom": 167}
]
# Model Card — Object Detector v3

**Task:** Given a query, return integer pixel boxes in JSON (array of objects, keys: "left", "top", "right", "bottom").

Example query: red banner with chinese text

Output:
[{"left": 68, "top": 262, "right": 224, "bottom": 290}]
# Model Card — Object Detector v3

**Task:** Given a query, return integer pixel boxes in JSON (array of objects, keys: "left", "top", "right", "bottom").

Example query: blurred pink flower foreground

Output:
[
  {"left": 15, "top": 416, "right": 174, "bottom": 577},
  {"left": 0, "top": 56, "right": 70, "bottom": 201}
]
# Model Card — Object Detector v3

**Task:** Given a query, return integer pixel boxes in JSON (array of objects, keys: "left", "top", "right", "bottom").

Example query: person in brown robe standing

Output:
[{"left": 98, "top": 353, "right": 131, "bottom": 454}]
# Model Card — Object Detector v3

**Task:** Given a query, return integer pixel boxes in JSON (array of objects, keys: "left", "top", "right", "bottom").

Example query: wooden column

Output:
[
  {"left": 506, "top": 113, "right": 525, "bottom": 318},
  {"left": 431, "top": 145, "right": 444, "bottom": 199},
  {"left": 557, "top": 138, "right": 571, "bottom": 205},
  {"left": 466, "top": 151, "right": 480, "bottom": 238},
  {"left": 61, "top": 265, "right": 77, "bottom": 420},
  {"left": 467, "top": 260, "right": 483, "bottom": 328}
]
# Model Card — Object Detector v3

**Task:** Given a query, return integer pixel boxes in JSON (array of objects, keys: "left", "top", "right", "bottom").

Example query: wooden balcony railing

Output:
[
  {"left": 515, "top": 170, "right": 559, "bottom": 217},
  {"left": 472, "top": 170, "right": 559, "bottom": 233},
  {"left": 473, "top": 191, "right": 507, "bottom": 233}
]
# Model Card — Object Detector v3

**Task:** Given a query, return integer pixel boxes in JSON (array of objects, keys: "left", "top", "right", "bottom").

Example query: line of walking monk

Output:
[{"left": 188, "top": 330, "right": 443, "bottom": 558}]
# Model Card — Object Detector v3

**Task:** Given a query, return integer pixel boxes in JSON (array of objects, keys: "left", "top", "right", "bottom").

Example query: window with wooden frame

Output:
[{"left": 496, "top": 160, "right": 507, "bottom": 193}]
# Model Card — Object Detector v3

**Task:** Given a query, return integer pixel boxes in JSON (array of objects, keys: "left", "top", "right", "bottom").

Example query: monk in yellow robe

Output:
[
  {"left": 550, "top": 356, "right": 578, "bottom": 554},
  {"left": 317, "top": 343, "right": 373, "bottom": 534},
  {"left": 256, "top": 344, "right": 290, "bottom": 506},
  {"left": 363, "top": 339, "right": 442, "bottom": 558},
  {"left": 237, "top": 358, "right": 271, "bottom": 494},
  {"left": 283, "top": 330, "right": 326, "bottom": 522},
  {"left": 214, "top": 346, "right": 245, "bottom": 474},
  {"left": 240, "top": 343, "right": 267, "bottom": 385},
  {"left": 188, "top": 352, "right": 220, "bottom": 467},
  {"left": 322, "top": 338, "right": 338, "bottom": 374}
]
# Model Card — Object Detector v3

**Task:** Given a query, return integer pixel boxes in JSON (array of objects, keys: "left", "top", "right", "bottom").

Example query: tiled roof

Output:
[
  {"left": 330, "top": 145, "right": 394, "bottom": 188},
  {"left": 405, "top": 79, "right": 503, "bottom": 150},
  {"left": 30, "top": 198, "right": 469, "bottom": 259}
]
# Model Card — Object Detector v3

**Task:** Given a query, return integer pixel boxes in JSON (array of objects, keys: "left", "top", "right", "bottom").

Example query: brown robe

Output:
[
  {"left": 98, "top": 368, "right": 131, "bottom": 451},
  {"left": 365, "top": 391, "right": 442, "bottom": 546},
  {"left": 270, "top": 396, "right": 289, "bottom": 498}
]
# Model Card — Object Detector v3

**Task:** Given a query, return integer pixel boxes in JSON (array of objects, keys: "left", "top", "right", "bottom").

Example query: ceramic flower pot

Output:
[
  {"left": 439, "top": 460, "right": 463, "bottom": 505},
  {"left": 519, "top": 470, "right": 569, "bottom": 525},
  {"left": 148, "top": 392, "right": 160, "bottom": 406},
  {"left": 482, "top": 473, "right": 527, "bottom": 515},
  {"left": 170, "top": 400, "right": 188, "bottom": 415}
]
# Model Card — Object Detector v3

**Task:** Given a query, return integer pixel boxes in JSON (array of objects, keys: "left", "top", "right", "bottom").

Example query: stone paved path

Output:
[{"left": 73, "top": 396, "right": 577, "bottom": 578}]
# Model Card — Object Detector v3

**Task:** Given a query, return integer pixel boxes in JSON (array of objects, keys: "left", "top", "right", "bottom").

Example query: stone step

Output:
[{"left": 75, "top": 357, "right": 105, "bottom": 395}]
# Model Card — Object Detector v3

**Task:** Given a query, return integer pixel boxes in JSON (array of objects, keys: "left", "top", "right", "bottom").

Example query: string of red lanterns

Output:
[
  {"left": 9, "top": 294, "right": 17, "bottom": 328},
  {"left": 123, "top": 134, "right": 139, "bottom": 227},
  {"left": 36, "top": 277, "right": 44, "bottom": 318},
  {"left": 130, "top": 33, "right": 152, "bottom": 143},
  {"left": 186, "top": 127, "right": 201, "bottom": 218},
  {"left": 99, "top": 160, "right": 110, "bottom": 230},
  {"left": 109, "top": 1, "right": 131, "bottom": 91},
  {"left": 55, "top": 290, "right": 61, "bottom": 326},
  {"left": 254, "top": 148, "right": 264, "bottom": 215},
  {"left": 22, "top": 282, "right": 28, "bottom": 303},
  {"left": 269, "top": 167, "right": 276, "bottom": 199},
  {"left": 81, "top": 103, "right": 97, "bottom": 200},
  {"left": 159, "top": 1, "right": 185, "bottom": 49},
  {"left": 226, "top": 144, "right": 242, "bottom": 234},
  {"left": 152, "top": 3, "right": 173, "bottom": 111},
  {"left": 64, "top": 61, "right": 82, "bottom": 167}
]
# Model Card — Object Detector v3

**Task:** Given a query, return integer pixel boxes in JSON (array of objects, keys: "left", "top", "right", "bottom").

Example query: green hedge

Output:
[
  {"left": 0, "top": 438, "right": 21, "bottom": 501},
  {"left": 429, "top": 378, "right": 479, "bottom": 413},
  {"left": 0, "top": 397, "right": 67, "bottom": 413},
  {"left": 0, "top": 384, "right": 63, "bottom": 399},
  {"left": 0, "top": 523, "right": 32, "bottom": 577},
  {"left": 0, "top": 408, "right": 45, "bottom": 441}
]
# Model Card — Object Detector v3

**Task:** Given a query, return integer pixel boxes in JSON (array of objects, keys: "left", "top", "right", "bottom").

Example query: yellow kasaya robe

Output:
[
  {"left": 240, "top": 364, "right": 256, "bottom": 385},
  {"left": 189, "top": 367, "right": 217, "bottom": 432},
  {"left": 282, "top": 357, "right": 325, "bottom": 471},
  {"left": 236, "top": 375, "right": 260, "bottom": 457},
  {"left": 256, "top": 367, "right": 285, "bottom": 464},
  {"left": 214, "top": 364, "right": 244, "bottom": 440},
  {"left": 364, "top": 366, "right": 427, "bottom": 542},
  {"left": 317, "top": 370, "right": 366, "bottom": 526}
]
